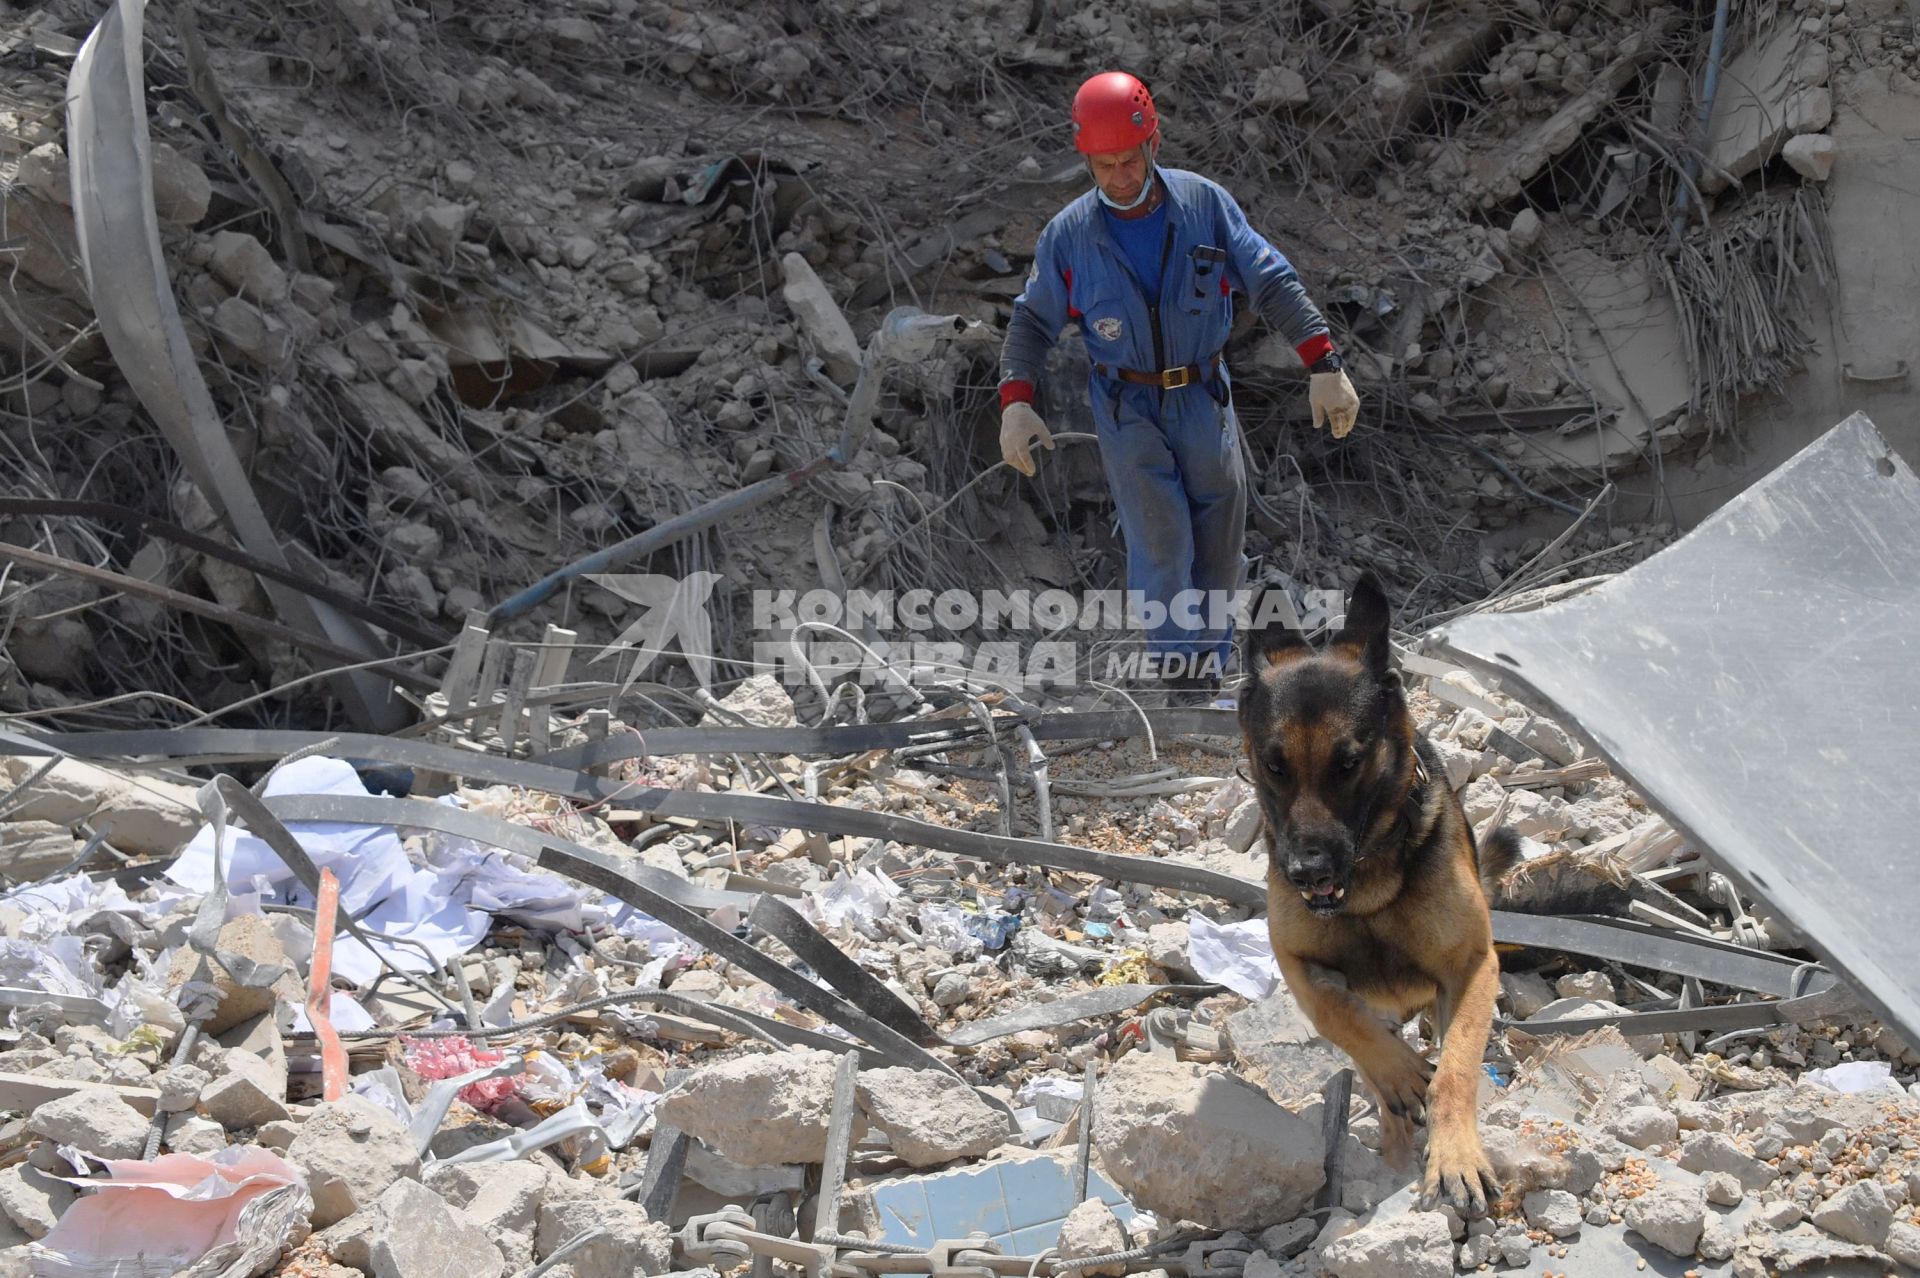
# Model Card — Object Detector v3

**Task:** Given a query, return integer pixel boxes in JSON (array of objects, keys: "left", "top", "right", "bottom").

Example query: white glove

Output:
[
  {"left": 1310, "top": 369, "right": 1361, "bottom": 439},
  {"left": 1000, "top": 402, "right": 1054, "bottom": 476}
]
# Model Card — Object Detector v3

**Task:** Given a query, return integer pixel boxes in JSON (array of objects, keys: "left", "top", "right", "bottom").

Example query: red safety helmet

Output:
[{"left": 1071, "top": 71, "right": 1158, "bottom": 155}]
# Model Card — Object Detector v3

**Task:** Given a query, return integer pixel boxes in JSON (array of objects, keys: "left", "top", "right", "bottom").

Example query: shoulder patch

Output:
[{"left": 1092, "top": 316, "right": 1124, "bottom": 342}]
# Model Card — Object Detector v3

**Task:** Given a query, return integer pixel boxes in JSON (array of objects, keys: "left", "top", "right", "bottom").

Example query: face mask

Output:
[{"left": 1094, "top": 153, "right": 1156, "bottom": 211}]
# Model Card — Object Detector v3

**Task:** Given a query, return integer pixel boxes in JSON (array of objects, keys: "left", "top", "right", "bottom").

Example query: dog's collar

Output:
[
  {"left": 1362, "top": 746, "right": 1430, "bottom": 861},
  {"left": 1396, "top": 749, "right": 1430, "bottom": 836}
]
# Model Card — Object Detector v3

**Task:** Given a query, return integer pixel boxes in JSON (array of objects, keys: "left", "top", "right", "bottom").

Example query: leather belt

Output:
[{"left": 1096, "top": 351, "right": 1223, "bottom": 390}]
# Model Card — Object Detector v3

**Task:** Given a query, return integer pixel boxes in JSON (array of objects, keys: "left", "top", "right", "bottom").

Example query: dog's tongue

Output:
[{"left": 1312, "top": 884, "right": 1338, "bottom": 897}]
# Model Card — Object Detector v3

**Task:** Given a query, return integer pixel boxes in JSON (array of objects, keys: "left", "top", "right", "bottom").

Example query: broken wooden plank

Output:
[
  {"left": 499, "top": 649, "right": 536, "bottom": 756},
  {"left": 439, "top": 611, "right": 491, "bottom": 714}
]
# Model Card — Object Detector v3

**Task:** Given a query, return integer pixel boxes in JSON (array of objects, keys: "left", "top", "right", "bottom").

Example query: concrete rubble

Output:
[
  {"left": 1091, "top": 1052, "right": 1326, "bottom": 1227},
  {"left": 0, "top": 600, "right": 1908, "bottom": 1277}
]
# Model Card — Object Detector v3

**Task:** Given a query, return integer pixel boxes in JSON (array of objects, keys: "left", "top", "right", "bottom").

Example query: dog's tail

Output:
[
  {"left": 1477, "top": 826, "right": 1523, "bottom": 903},
  {"left": 1477, "top": 832, "right": 1649, "bottom": 919}
]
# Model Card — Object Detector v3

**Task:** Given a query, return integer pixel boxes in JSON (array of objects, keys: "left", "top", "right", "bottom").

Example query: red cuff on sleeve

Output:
[
  {"left": 1296, "top": 333, "right": 1335, "bottom": 368},
  {"left": 999, "top": 379, "right": 1037, "bottom": 410}
]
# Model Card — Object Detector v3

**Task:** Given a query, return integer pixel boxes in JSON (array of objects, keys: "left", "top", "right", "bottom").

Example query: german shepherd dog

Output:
[{"left": 1237, "top": 571, "right": 1518, "bottom": 1217}]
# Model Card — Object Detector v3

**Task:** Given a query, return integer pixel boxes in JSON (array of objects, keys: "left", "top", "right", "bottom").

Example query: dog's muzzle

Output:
[{"left": 1284, "top": 843, "right": 1349, "bottom": 914}]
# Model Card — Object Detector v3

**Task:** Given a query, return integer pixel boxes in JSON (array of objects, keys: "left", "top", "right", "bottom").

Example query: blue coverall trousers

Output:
[{"left": 1092, "top": 373, "right": 1247, "bottom": 673}]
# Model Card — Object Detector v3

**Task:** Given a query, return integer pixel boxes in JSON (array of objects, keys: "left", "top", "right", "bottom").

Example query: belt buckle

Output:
[{"left": 1160, "top": 365, "right": 1191, "bottom": 390}]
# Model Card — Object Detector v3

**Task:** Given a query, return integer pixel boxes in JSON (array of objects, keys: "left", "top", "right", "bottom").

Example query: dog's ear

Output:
[
  {"left": 1242, "top": 585, "right": 1311, "bottom": 669},
  {"left": 1332, "top": 570, "right": 1393, "bottom": 679}
]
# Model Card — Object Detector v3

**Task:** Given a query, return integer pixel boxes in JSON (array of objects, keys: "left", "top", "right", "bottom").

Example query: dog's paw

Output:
[
  {"left": 1363, "top": 1040, "right": 1434, "bottom": 1125},
  {"left": 1418, "top": 1127, "right": 1499, "bottom": 1219},
  {"left": 1378, "top": 1107, "right": 1418, "bottom": 1172}
]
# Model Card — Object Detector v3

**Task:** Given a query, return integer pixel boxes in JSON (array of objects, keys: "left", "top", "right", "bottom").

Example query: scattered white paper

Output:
[
  {"left": 804, "top": 866, "right": 902, "bottom": 936},
  {"left": 350, "top": 1066, "right": 415, "bottom": 1131},
  {"left": 167, "top": 758, "right": 491, "bottom": 986},
  {"left": 1804, "top": 1060, "right": 1901, "bottom": 1094},
  {"left": 1187, "top": 913, "right": 1282, "bottom": 1001},
  {"left": 1014, "top": 1075, "right": 1085, "bottom": 1108},
  {"left": 288, "top": 991, "right": 377, "bottom": 1036},
  {"left": 165, "top": 756, "right": 712, "bottom": 992}
]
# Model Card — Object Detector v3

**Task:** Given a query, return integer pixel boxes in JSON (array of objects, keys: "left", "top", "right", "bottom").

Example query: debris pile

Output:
[{"left": 0, "top": 623, "right": 1912, "bottom": 1276}]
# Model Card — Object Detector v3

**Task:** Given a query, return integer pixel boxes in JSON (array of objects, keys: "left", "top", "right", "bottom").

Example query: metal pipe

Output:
[
  {"left": 1669, "top": 0, "right": 1733, "bottom": 246},
  {"left": 485, "top": 460, "right": 836, "bottom": 624}
]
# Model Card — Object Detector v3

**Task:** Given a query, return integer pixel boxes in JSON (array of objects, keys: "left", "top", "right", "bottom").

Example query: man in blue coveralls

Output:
[{"left": 998, "top": 71, "right": 1360, "bottom": 699}]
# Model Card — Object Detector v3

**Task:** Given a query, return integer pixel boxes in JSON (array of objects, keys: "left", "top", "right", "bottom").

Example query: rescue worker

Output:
[{"left": 997, "top": 71, "right": 1360, "bottom": 696}]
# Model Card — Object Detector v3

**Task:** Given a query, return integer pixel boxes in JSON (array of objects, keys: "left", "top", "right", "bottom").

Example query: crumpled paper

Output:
[{"left": 1186, "top": 913, "right": 1281, "bottom": 1001}]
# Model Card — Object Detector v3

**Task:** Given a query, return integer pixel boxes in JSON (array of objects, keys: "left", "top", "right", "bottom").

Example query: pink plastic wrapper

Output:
[
  {"left": 35, "top": 1146, "right": 307, "bottom": 1276},
  {"left": 404, "top": 1034, "right": 521, "bottom": 1112}
]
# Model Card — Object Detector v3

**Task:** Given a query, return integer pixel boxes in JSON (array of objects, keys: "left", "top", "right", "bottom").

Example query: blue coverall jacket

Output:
[{"left": 999, "top": 167, "right": 1331, "bottom": 670}]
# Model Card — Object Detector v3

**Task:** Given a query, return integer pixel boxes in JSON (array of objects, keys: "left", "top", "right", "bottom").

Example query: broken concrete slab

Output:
[
  {"left": 199, "top": 1047, "right": 290, "bottom": 1130},
  {"left": 371, "top": 1178, "right": 506, "bottom": 1278},
  {"left": 1885, "top": 1220, "right": 1920, "bottom": 1268},
  {"left": 1144, "top": 922, "right": 1198, "bottom": 981},
  {"left": 1782, "top": 132, "right": 1836, "bottom": 181},
  {"left": 654, "top": 1047, "right": 864, "bottom": 1167},
  {"left": 533, "top": 1184, "right": 672, "bottom": 1278},
  {"left": 1523, "top": 1188, "right": 1583, "bottom": 1237},
  {"left": 856, "top": 1067, "right": 1010, "bottom": 1168},
  {"left": 1221, "top": 985, "right": 1348, "bottom": 1106},
  {"left": 1499, "top": 971, "right": 1555, "bottom": 1018},
  {"left": 1676, "top": 1131, "right": 1776, "bottom": 1192},
  {"left": 212, "top": 296, "right": 294, "bottom": 368},
  {"left": 0, "top": 822, "right": 82, "bottom": 886},
  {"left": 0, "top": 1165, "right": 72, "bottom": 1240},
  {"left": 417, "top": 1161, "right": 544, "bottom": 1268},
  {"left": 781, "top": 251, "right": 862, "bottom": 385},
  {"left": 0, "top": 754, "right": 200, "bottom": 857},
  {"left": 341, "top": 379, "right": 486, "bottom": 499},
  {"left": 1603, "top": 1103, "right": 1678, "bottom": 1150},
  {"left": 1526, "top": 998, "right": 1662, "bottom": 1056},
  {"left": 1532, "top": 245, "right": 1691, "bottom": 476},
  {"left": 1091, "top": 1052, "right": 1325, "bottom": 1228},
  {"left": 1825, "top": 70, "right": 1920, "bottom": 385},
  {"left": 287, "top": 1094, "right": 422, "bottom": 1227},
  {"left": 27, "top": 1089, "right": 148, "bottom": 1160},
  {"left": 162, "top": 1113, "right": 228, "bottom": 1156},
  {"left": 1703, "top": 24, "right": 1831, "bottom": 193},
  {"left": 423, "top": 1160, "right": 549, "bottom": 1239},
  {"left": 208, "top": 230, "right": 290, "bottom": 303},
  {"left": 1436, "top": 414, "right": 1920, "bottom": 1049},
  {"left": 1621, "top": 1182, "right": 1706, "bottom": 1256},
  {"left": 1749, "top": 1222, "right": 1898, "bottom": 1273},
  {"left": 1465, "top": 16, "right": 1675, "bottom": 206},
  {"left": 149, "top": 140, "right": 210, "bottom": 225},
  {"left": 1056, "top": 1199, "right": 1128, "bottom": 1277},
  {"left": 1811, "top": 1178, "right": 1895, "bottom": 1246},
  {"left": 1319, "top": 1210, "right": 1452, "bottom": 1278},
  {"left": 166, "top": 914, "right": 304, "bottom": 1035}
]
